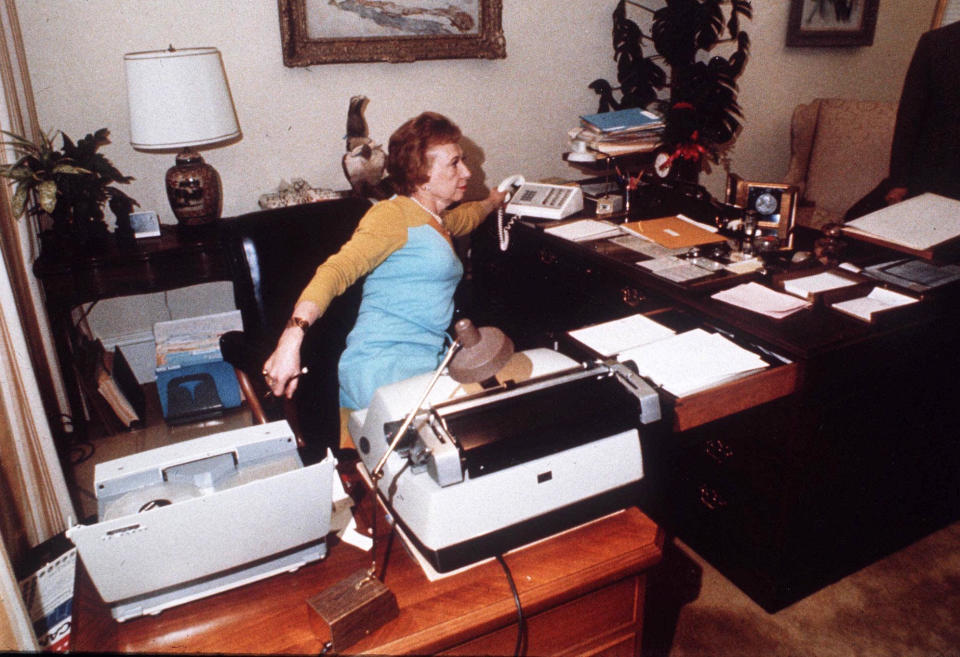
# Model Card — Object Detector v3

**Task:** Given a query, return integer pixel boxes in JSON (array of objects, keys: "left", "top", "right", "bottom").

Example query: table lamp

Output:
[{"left": 124, "top": 46, "right": 240, "bottom": 227}]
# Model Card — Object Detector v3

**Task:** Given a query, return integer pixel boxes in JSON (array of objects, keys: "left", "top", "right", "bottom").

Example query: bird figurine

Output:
[{"left": 341, "top": 95, "right": 391, "bottom": 200}]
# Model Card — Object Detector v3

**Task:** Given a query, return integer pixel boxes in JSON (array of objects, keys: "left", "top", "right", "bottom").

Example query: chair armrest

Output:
[
  {"left": 783, "top": 99, "right": 822, "bottom": 198},
  {"left": 220, "top": 330, "right": 309, "bottom": 446}
]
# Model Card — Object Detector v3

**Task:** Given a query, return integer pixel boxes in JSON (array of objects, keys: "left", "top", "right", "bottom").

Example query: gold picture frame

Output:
[
  {"left": 278, "top": 0, "right": 506, "bottom": 66},
  {"left": 726, "top": 175, "right": 799, "bottom": 250},
  {"left": 932, "top": 0, "right": 960, "bottom": 28}
]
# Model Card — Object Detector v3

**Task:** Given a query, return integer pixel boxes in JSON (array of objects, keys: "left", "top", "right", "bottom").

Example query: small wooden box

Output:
[{"left": 306, "top": 569, "right": 399, "bottom": 651}]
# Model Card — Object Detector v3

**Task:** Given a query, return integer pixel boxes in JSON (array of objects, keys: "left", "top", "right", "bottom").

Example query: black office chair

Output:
[{"left": 219, "top": 197, "right": 372, "bottom": 463}]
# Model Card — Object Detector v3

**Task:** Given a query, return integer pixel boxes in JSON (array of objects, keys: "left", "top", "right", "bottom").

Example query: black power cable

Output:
[{"left": 495, "top": 554, "right": 527, "bottom": 657}]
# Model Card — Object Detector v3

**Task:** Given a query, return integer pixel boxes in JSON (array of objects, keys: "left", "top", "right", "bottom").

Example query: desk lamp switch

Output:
[{"left": 306, "top": 568, "right": 399, "bottom": 651}]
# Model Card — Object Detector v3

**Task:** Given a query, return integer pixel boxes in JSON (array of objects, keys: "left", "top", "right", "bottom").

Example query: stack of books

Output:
[{"left": 569, "top": 107, "right": 664, "bottom": 157}]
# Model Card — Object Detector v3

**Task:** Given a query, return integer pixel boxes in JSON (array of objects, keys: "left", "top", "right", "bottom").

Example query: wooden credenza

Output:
[{"left": 71, "top": 504, "right": 663, "bottom": 655}]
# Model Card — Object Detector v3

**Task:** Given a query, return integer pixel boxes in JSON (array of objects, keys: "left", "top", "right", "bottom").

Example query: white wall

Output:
[{"left": 15, "top": 0, "right": 939, "bottom": 375}]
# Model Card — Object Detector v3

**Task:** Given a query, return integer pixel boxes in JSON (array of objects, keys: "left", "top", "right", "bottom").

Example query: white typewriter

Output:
[
  {"left": 349, "top": 348, "right": 662, "bottom": 574},
  {"left": 67, "top": 421, "right": 335, "bottom": 621}
]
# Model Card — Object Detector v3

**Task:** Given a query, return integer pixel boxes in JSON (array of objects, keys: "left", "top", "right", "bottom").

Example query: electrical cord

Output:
[{"left": 495, "top": 554, "right": 527, "bottom": 657}]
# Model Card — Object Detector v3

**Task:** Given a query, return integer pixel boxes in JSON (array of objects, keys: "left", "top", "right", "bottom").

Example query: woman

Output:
[{"left": 262, "top": 111, "right": 506, "bottom": 426}]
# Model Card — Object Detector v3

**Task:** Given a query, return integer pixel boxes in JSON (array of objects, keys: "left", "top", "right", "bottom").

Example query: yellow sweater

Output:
[{"left": 297, "top": 195, "right": 487, "bottom": 314}]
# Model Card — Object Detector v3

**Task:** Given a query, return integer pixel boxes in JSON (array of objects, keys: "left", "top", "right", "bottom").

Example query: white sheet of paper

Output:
[
  {"left": 544, "top": 219, "right": 621, "bottom": 242},
  {"left": 568, "top": 314, "right": 676, "bottom": 356},
  {"left": 711, "top": 282, "right": 812, "bottom": 319},
  {"left": 831, "top": 287, "right": 918, "bottom": 321},
  {"left": 783, "top": 271, "right": 858, "bottom": 298},
  {"left": 618, "top": 328, "right": 769, "bottom": 397},
  {"left": 845, "top": 193, "right": 960, "bottom": 251}
]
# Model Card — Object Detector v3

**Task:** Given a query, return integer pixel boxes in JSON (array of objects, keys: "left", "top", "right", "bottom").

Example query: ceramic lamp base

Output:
[{"left": 166, "top": 148, "right": 222, "bottom": 226}]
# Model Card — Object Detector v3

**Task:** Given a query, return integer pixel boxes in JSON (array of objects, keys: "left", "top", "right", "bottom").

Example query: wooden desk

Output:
[
  {"left": 469, "top": 214, "right": 960, "bottom": 611},
  {"left": 71, "top": 506, "right": 663, "bottom": 655}
]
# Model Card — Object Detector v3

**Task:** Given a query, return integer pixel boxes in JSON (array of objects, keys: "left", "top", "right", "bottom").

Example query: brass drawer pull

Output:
[
  {"left": 620, "top": 287, "right": 643, "bottom": 307},
  {"left": 698, "top": 484, "right": 728, "bottom": 510},
  {"left": 704, "top": 439, "right": 734, "bottom": 464},
  {"left": 537, "top": 248, "right": 558, "bottom": 265}
]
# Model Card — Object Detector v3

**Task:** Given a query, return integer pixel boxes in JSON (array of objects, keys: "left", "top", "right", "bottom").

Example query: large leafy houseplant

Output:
[
  {"left": 1, "top": 128, "right": 137, "bottom": 248},
  {"left": 591, "top": 0, "right": 752, "bottom": 177}
]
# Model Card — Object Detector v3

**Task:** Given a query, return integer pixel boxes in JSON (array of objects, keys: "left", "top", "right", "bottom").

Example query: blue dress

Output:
[{"left": 337, "top": 221, "right": 463, "bottom": 410}]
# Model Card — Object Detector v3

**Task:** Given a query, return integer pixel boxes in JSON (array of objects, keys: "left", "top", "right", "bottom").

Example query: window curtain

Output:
[
  {"left": 0, "top": 2, "right": 75, "bottom": 647},
  {"left": 0, "top": 533, "right": 36, "bottom": 651}
]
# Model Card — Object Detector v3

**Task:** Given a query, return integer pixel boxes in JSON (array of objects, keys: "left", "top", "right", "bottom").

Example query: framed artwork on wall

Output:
[
  {"left": 932, "top": 0, "right": 960, "bottom": 28},
  {"left": 786, "top": 0, "right": 879, "bottom": 47},
  {"left": 278, "top": 0, "right": 506, "bottom": 66}
]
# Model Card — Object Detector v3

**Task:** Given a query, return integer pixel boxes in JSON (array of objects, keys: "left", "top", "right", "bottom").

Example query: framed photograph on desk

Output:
[
  {"left": 726, "top": 175, "right": 798, "bottom": 250},
  {"left": 129, "top": 211, "right": 161, "bottom": 238}
]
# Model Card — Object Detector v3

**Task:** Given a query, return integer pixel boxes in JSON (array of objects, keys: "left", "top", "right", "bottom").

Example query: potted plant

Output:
[
  {"left": 0, "top": 127, "right": 138, "bottom": 250},
  {"left": 591, "top": 0, "right": 752, "bottom": 179}
]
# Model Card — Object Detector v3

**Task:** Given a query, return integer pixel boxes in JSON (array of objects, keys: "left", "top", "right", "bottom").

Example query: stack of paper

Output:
[
  {"left": 569, "top": 107, "right": 665, "bottom": 157},
  {"left": 567, "top": 313, "right": 676, "bottom": 357},
  {"left": 711, "top": 282, "right": 812, "bottom": 319},
  {"left": 843, "top": 193, "right": 960, "bottom": 254},
  {"left": 544, "top": 219, "right": 621, "bottom": 242},
  {"left": 831, "top": 287, "right": 918, "bottom": 322},
  {"left": 618, "top": 328, "right": 769, "bottom": 397},
  {"left": 782, "top": 271, "right": 858, "bottom": 299}
]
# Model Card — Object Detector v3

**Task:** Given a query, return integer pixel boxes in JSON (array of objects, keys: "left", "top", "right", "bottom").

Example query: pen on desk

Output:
[{"left": 263, "top": 366, "right": 309, "bottom": 397}]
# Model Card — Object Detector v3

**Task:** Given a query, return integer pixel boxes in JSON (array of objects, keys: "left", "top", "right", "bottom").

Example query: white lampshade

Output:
[{"left": 124, "top": 47, "right": 240, "bottom": 150}]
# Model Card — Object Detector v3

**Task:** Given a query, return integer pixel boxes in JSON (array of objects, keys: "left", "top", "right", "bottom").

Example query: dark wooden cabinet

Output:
[
  {"left": 33, "top": 226, "right": 229, "bottom": 443},
  {"left": 469, "top": 216, "right": 960, "bottom": 611}
]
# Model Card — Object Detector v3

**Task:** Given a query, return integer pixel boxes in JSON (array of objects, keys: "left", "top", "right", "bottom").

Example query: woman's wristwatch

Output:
[{"left": 286, "top": 316, "right": 310, "bottom": 334}]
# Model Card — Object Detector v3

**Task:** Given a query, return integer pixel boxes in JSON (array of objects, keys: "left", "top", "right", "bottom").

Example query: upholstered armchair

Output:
[{"left": 783, "top": 98, "right": 898, "bottom": 229}]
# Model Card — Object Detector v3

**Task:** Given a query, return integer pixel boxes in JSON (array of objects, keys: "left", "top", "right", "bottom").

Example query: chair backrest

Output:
[
  {"left": 221, "top": 197, "right": 372, "bottom": 346},
  {"left": 220, "top": 197, "right": 372, "bottom": 451},
  {"left": 785, "top": 98, "right": 898, "bottom": 226}
]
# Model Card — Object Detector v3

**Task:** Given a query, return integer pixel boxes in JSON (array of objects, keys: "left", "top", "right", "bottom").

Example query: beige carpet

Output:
[{"left": 642, "top": 520, "right": 960, "bottom": 657}]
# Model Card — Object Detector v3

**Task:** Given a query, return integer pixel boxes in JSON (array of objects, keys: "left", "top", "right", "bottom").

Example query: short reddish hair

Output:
[{"left": 387, "top": 112, "right": 462, "bottom": 195}]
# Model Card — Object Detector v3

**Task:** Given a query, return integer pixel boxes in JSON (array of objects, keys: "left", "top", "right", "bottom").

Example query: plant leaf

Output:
[
  {"left": 37, "top": 179, "right": 57, "bottom": 213},
  {"left": 11, "top": 184, "right": 27, "bottom": 217},
  {"left": 52, "top": 163, "right": 91, "bottom": 175}
]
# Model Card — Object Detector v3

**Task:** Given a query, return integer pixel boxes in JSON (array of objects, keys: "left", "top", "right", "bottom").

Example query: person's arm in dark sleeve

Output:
[{"left": 889, "top": 31, "right": 935, "bottom": 190}]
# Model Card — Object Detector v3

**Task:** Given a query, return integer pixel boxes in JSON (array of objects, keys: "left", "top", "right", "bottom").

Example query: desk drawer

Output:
[
  {"left": 671, "top": 362, "right": 800, "bottom": 432},
  {"left": 440, "top": 575, "right": 642, "bottom": 657}
]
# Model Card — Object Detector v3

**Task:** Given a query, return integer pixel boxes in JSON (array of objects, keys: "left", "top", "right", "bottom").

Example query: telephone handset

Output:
[
  {"left": 497, "top": 174, "right": 524, "bottom": 251},
  {"left": 498, "top": 174, "right": 526, "bottom": 199},
  {"left": 496, "top": 174, "right": 584, "bottom": 251}
]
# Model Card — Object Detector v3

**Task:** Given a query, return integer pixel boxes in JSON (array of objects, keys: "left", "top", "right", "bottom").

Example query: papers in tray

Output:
[
  {"left": 830, "top": 287, "right": 918, "bottom": 322},
  {"left": 618, "top": 328, "right": 769, "bottom": 397},
  {"left": 544, "top": 219, "right": 622, "bottom": 242},
  {"left": 711, "top": 282, "right": 812, "bottom": 319},
  {"left": 863, "top": 258, "right": 960, "bottom": 293},
  {"left": 782, "top": 271, "right": 859, "bottom": 299},
  {"left": 567, "top": 313, "right": 676, "bottom": 357},
  {"left": 843, "top": 193, "right": 960, "bottom": 255}
]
